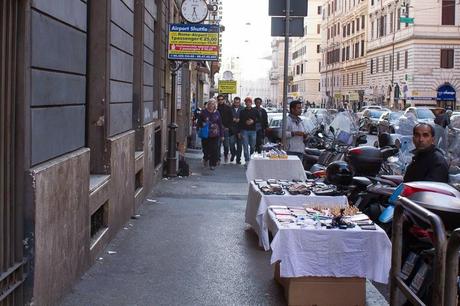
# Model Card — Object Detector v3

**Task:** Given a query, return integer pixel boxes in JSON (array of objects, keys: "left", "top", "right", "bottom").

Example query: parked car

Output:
[
  {"left": 377, "top": 111, "right": 404, "bottom": 134},
  {"left": 361, "top": 109, "right": 386, "bottom": 134},
  {"left": 265, "top": 115, "right": 307, "bottom": 143},
  {"left": 402, "top": 106, "right": 436, "bottom": 124}
]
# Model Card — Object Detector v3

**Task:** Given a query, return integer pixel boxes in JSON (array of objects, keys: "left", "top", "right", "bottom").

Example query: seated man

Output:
[{"left": 403, "top": 123, "right": 449, "bottom": 183}]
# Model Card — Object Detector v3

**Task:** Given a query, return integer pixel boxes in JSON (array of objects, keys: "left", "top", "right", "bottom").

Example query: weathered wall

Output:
[
  {"left": 108, "top": 131, "right": 136, "bottom": 235},
  {"left": 30, "top": 148, "right": 90, "bottom": 306},
  {"left": 30, "top": 0, "right": 87, "bottom": 166}
]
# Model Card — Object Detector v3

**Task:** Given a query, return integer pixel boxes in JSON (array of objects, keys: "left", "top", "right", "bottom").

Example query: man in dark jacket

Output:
[
  {"left": 217, "top": 94, "right": 233, "bottom": 163},
  {"left": 403, "top": 123, "right": 449, "bottom": 183},
  {"left": 239, "top": 97, "right": 260, "bottom": 164},
  {"left": 229, "top": 97, "right": 243, "bottom": 164},
  {"left": 254, "top": 97, "right": 269, "bottom": 153}
]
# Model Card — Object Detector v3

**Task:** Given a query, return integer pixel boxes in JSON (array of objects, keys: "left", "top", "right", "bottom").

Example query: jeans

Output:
[
  {"left": 218, "top": 128, "right": 230, "bottom": 159},
  {"left": 241, "top": 130, "right": 257, "bottom": 162},
  {"left": 229, "top": 134, "right": 242, "bottom": 162}
]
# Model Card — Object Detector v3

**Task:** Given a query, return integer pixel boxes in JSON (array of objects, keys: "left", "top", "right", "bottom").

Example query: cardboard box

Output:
[{"left": 274, "top": 262, "right": 365, "bottom": 306}]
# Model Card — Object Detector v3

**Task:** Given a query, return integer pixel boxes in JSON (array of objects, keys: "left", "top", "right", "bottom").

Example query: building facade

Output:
[
  {"left": 290, "top": 0, "right": 323, "bottom": 105},
  {"left": 0, "top": 0, "right": 217, "bottom": 305},
  {"left": 367, "top": 0, "right": 460, "bottom": 109},
  {"left": 269, "top": 38, "right": 286, "bottom": 107},
  {"left": 320, "top": 0, "right": 368, "bottom": 110}
]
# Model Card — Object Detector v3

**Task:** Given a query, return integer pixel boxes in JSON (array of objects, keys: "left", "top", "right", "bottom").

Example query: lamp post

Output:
[{"left": 166, "top": 60, "right": 187, "bottom": 177}]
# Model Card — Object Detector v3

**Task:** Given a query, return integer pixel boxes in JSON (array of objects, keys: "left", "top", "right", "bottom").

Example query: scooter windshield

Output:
[{"left": 328, "top": 111, "right": 359, "bottom": 135}]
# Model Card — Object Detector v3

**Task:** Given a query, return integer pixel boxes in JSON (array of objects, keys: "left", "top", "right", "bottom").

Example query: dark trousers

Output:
[
  {"left": 256, "top": 129, "right": 265, "bottom": 153},
  {"left": 202, "top": 137, "right": 219, "bottom": 167}
]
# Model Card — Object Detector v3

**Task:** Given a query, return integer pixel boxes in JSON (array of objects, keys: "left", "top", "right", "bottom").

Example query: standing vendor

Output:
[{"left": 286, "top": 100, "right": 309, "bottom": 161}]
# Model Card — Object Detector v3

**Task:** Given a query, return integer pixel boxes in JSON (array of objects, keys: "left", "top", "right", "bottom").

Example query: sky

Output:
[{"left": 220, "top": 0, "right": 273, "bottom": 80}]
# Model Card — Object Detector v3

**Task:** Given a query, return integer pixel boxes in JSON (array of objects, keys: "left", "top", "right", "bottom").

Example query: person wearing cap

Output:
[{"left": 238, "top": 97, "right": 260, "bottom": 164}]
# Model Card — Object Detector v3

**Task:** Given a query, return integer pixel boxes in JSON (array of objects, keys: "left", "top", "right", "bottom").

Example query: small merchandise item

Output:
[{"left": 266, "top": 149, "right": 288, "bottom": 159}]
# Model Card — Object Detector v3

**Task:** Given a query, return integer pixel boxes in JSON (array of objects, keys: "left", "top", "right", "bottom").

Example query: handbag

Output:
[{"left": 198, "top": 122, "right": 209, "bottom": 139}]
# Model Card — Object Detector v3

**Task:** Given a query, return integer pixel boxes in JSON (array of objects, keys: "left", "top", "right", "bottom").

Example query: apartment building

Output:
[
  {"left": 289, "top": 0, "right": 323, "bottom": 105},
  {"left": 269, "top": 38, "right": 287, "bottom": 107},
  {"left": 320, "top": 0, "right": 368, "bottom": 110},
  {"left": 367, "top": 0, "right": 460, "bottom": 109}
]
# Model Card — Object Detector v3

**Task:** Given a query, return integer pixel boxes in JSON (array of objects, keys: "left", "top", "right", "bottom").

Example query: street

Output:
[{"left": 60, "top": 150, "right": 387, "bottom": 306}]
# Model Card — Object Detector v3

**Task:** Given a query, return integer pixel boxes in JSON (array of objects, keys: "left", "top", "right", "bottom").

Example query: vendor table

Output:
[
  {"left": 245, "top": 155, "right": 307, "bottom": 182},
  {"left": 245, "top": 181, "right": 348, "bottom": 251},
  {"left": 267, "top": 209, "right": 392, "bottom": 284}
]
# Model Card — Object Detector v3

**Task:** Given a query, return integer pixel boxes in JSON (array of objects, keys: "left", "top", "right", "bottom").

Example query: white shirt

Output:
[{"left": 286, "top": 114, "right": 308, "bottom": 153}]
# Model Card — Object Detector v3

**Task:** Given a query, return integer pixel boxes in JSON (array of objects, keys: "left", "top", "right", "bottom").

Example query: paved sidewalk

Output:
[{"left": 60, "top": 149, "right": 388, "bottom": 306}]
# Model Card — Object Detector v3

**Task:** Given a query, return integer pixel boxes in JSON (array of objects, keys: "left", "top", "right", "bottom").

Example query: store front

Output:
[{"left": 437, "top": 83, "right": 457, "bottom": 109}]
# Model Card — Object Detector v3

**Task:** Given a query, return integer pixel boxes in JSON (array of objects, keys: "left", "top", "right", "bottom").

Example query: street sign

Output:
[
  {"left": 399, "top": 17, "right": 414, "bottom": 24},
  {"left": 218, "top": 80, "right": 237, "bottom": 94},
  {"left": 269, "top": 0, "right": 308, "bottom": 16},
  {"left": 271, "top": 17, "right": 304, "bottom": 37},
  {"left": 168, "top": 24, "right": 220, "bottom": 61}
]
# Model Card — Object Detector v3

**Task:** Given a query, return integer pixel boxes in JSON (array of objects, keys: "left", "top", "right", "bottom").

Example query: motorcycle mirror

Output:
[
  {"left": 318, "top": 132, "right": 324, "bottom": 138},
  {"left": 329, "top": 126, "right": 335, "bottom": 134}
]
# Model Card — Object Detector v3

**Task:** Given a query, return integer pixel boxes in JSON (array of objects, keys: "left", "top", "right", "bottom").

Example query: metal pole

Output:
[
  {"left": 281, "top": 0, "right": 290, "bottom": 149},
  {"left": 167, "top": 61, "right": 179, "bottom": 177}
]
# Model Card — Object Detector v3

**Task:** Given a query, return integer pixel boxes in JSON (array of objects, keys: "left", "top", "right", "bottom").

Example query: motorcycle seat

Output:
[
  {"left": 380, "top": 175, "right": 403, "bottom": 185},
  {"left": 352, "top": 176, "right": 372, "bottom": 188},
  {"left": 304, "top": 148, "right": 322, "bottom": 156}
]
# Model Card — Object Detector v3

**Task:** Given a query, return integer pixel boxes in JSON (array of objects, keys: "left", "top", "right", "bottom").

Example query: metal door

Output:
[{"left": 0, "top": 0, "right": 25, "bottom": 305}]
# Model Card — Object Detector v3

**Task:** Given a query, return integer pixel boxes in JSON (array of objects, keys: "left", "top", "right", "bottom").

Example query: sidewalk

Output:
[{"left": 60, "top": 149, "right": 388, "bottom": 306}]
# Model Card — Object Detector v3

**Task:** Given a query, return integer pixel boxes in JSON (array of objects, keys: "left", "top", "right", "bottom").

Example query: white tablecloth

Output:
[
  {"left": 245, "top": 155, "right": 307, "bottom": 182},
  {"left": 268, "top": 210, "right": 392, "bottom": 284},
  {"left": 245, "top": 181, "right": 348, "bottom": 251}
]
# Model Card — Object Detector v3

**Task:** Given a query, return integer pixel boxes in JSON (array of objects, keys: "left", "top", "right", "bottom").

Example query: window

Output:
[
  {"left": 441, "top": 49, "right": 454, "bottom": 68},
  {"left": 318, "top": 6, "right": 322, "bottom": 15},
  {"left": 327, "top": 28, "right": 330, "bottom": 39},
  {"left": 361, "top": 15, "right": 365, "bottom": 29},
  {"left": 376, "top": 57, "right": 379, "bottom": 73},
  {"left": 355, "top": 42, "right": 359, "bottom": 58},
  {"left": 347, "top": 74, "right": 349, "bottom": 86},
  {"left": 317, "top": 44, "right": 320, "bottom": 53},
  {"left": 404, "top": 50, "right": 408, "bottom": 69},
  {"left": 371, "top": 21, "right": 374, "bottom": 39},
  {"left": 296, "top": 65, "right": 300, "bottom": 75},
  {"left": 390, "top": 12, "right": 394, "bottom": 33},
  {"left": 342, "top": 48, "right": 345, "bottom": 61},
  {"left": 301, "top": 64, "right": 304, "bottom": 74},
  {"left": 397, "top": 52, "right": 400, "bottom": 70},
  {"left": 361, "top": 40, "right": 365, "bottom": 56},
  {"left": 317, "top": 24, "right": 321, "bottom": 34},
  {"left": 352, "top": 21, "right": 355, "bottom": 34},
  {"left": 397, "top": 8, "right": 401, "bottom": 30},
  {"left": 389, "top": 54, "right": 393, "bottom": 71},
  {"left": 370, "top": 58, "right": 374, "bottom": 74},
  {"left": 343, "top": 26, "right": 346, "bottom": 37},
  {"left": 346, "top": 46, "right": 350, "bottom": 60},
  {"left": 361, "top": 71, "right": 364, "bottom": 84},
  {"left": 351, "top": 73, "right": 354, "bottom": 85},
  {"left": 347, "top": 23, "right": 350, "bottom": 35},
  {"left": 318, "top": 62, "right": 321, "bottom": 72},
  {"left": 356, "top": 18, "right": 360, "bottom": 31},
  {"left": 318, "top": 82, "right": 321, "bottom": 91},
  {"left": 442, "top": 0, "right": 455, "bottom": 25},
  {"left": 382, "top": 56, "right": 386, "bottom": 72}
]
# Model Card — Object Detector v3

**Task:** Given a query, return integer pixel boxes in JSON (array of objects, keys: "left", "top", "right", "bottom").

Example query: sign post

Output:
[
  {"left": 269, "top": 0, "right": 307, "bottom": 149},
  {"left": 218, "top": 80, "right": 237, "bottom": 94}
]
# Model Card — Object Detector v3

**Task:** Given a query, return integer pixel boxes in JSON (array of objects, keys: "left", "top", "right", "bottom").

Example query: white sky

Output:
[{"left": 221, "top": 0, "right": 273, "bottom": 80}]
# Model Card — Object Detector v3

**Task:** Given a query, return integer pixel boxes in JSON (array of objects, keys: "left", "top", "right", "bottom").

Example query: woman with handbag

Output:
[{"left": 198, "top": 99, "right": 224, "bottom": 170}]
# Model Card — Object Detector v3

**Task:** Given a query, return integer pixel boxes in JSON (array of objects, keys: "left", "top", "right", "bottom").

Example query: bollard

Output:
[{"left": 389, "top": 196, "right": 447, "bottom": 306}]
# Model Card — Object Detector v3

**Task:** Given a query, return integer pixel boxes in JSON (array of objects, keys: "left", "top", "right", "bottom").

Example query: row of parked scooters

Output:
[{"left": 298, "top": 111, "right": 460, "bottom": 304}]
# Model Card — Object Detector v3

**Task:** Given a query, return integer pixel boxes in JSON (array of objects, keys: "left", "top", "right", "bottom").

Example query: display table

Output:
[
  {"left": 267, "top": 209, "right": 392, "bottom": 284},
  {"left": 245, "top": 155, "right": 306, "bottom": 182},
  {"left": 245, "top": 182, "right": 348, "bottom": 251}
]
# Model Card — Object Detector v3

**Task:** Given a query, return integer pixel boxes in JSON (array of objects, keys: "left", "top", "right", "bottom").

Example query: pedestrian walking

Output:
[
  {"left": 286, "top": 100, "right": 309, "bottom": 161},
  {"left": 238, "top": 97, "right": 260, "bottom": 165},
  {"left": 198, "top": 99, "right": 224, "bottom": 170},
  {"left": 229, "top": 97, "right": 243, "bottom": 164},
  {"left": 254, "top": 97, "right": 268, "bottom": 153},
  {"left": 217, "top": 94, "right": 233, "bottom": 163}
]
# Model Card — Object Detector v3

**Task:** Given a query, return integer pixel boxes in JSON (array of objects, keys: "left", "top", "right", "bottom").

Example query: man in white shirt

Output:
[{"left": 286, "top": 100, "right": 309, "bottom": 160}]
